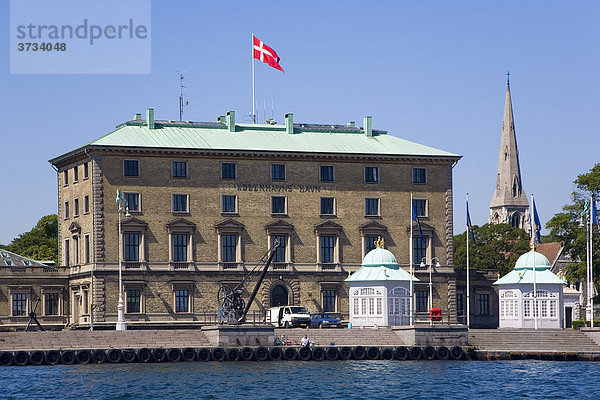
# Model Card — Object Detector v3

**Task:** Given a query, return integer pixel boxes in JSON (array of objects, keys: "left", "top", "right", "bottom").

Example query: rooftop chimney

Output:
[
  {"left": 147, "top": 108, "right": 155, "bottom": 130},
  {"left": 347, "top": 121, "right": 355, "bottom": 128},
  {"left": 363, "top": 116, "right": 372, "bottom": 137},
  {"left": 133, "top": 113, "right": 142, "bottom": 121},
  {"left": 226, "top": 111, "right": 235, "bottom": 132},
  {"left": 285, "top": 113, "right": 294, "bottom": 134}
]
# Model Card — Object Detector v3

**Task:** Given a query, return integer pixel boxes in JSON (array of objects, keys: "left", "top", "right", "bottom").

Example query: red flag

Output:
[{"left": 253, "top": 36, "right": 284, "bottom": 72}]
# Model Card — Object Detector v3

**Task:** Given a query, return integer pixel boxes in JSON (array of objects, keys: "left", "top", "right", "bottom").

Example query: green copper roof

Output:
[
  {"left": 493, "top": 269, "right": 565, "bottom": 285},
  {"left": 361, "top": 247, "right": 399, "bottom": 267},
  {"left": 514, "top": 250, "right": 551, "bottom": 271},
  {"left": 80, "top": 120, "right": 459, "bottom": 158},
  {"left": 346, "top": 265, "right": 419, "bottom": 282}
]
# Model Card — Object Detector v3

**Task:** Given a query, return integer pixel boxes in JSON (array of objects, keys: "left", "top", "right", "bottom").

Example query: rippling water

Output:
[{"left": 2, "top": 361, "right": 599, "bottom": 399}]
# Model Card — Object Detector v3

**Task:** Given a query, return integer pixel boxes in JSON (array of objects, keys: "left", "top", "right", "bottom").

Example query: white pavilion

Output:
[
  {"left": 345, "top": 238, "right": 418, "bottom": 328},
  {"left": 494, "top": 249, "right": 566, "bottom": 329}
]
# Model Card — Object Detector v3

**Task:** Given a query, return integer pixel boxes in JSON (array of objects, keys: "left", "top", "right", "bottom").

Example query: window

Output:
[
  {"left": 74, "top": 198, "right": 80, "bottom": 217},
  {"left": 173, "top": 234, "right": 188, "bottom": 262},
  {"left": 365, "top": 235, "right": 378, "bottom": 254},
  {"left": 413, "top": 199, "right": 427, "bottom": 217},
  {"left": 64, "top": 201, "right": 70, "bottom": 219},
  {"left": 323, "top": 290, "right": 336, "bottom": 312},
  {"left": 64, "top": 239, "right": 70, "bottom": 266},
  {"left": 416, "top": 290, "right": 428, "bottom": 312},
  {"left": 73, "top": 236, "right": 79, "bottom": 265},
  {"left": 126, "top": 289, "right": 141, "bottom": 313},
  {"left": 73, "top": 166, "right": 79, "bottom": 182},
  {"left": 123, "top": 160, "right": 139, "bottom": 177},
  {"left": 222, "top": 234, "right": 237, "bottom": 262},
  {"left": 175, "top": 290, "right": 190, "bottom": 313},
  {"left": 221, "top": 162, "right": 236, "bottom": 179},
  {"left": 352, "top": 288, "right": 383, "bottom": 316},
  {"left": 413, "top": 237, "right": 427, "bottom": 265},
  {"left": 365, "top": 166, "right": 379, "bottom": 183},
  {"left": 83, "top": 162, "right": 89, "bottom": 179},
  {"left": 320, "top": 165, "right": 334, "bottom": 182},
  {"left": 413, "top": 167, "right": 426, "bottom": 184},
  {"left": 272, "top": 235, "right": 286, "bottom": 263},
  {"left": 45, "top": 293, "right": 59, "bottom": 316},
  {"left": 478, "top": 294, "right": 490, "bottom": 316},
  {"left": 124, "top": 233, "right": 140, "bottom": 262},
  {"left": 222, "top": 195, "right": 237, "bottom": 213},
  {"left": 500, "top": 291, "right": 518, "bottom": 319},
  {"left": 84, "top": 234, "right": 90, "bottom": 264},
  {"left": 271, "top": 164, "right": 286, "bottom": 181},
  {"left": 63, "top": 170, "right": 68, "bottom": 186},
  {"left": 172, "top": 194, "right": 188, "bottom": 213},
  {"left": 125, "top": 193, "right": 140, "bottom": 212},
  {"left": 320, "top": 197, "right": 335, "bottom": 215},
  {"left": 271, "top": 196, "right": 287, "bottom": 214},
  {"left": 320, "top": 236, "right": 335, "bottom": 263},
  {"left": 172, "top": 161, "right": 187, "bottom": 178},
  {"left": 365, "top": 198, "right": 380, "bottom": 216},
  {"left": 84, "top": 195, "right": 90, "bottom": 214},
  {"left": 456, "top": 293, "right": 465, "bottom": 322},
  {"left": 12, "top": 293, "right": 28, "bottom": 316}
]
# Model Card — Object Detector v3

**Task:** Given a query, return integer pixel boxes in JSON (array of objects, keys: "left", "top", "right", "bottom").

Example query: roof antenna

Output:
[{"left": 178, "top": 71, "right": 189, "bottom": 121}]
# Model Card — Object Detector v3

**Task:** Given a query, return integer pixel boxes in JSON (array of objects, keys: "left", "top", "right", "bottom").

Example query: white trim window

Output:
[
  {"left": 352, "top": 288, "right": 383, "bottom": 316},
  {"left": 500, "top": 290, "right": 519, "bottom": 319},
  {"left": 523, "top": 290, "right": 557, "bottom": 319}
]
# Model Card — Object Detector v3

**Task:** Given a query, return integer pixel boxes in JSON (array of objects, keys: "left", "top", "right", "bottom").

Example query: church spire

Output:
[{"left": 489, "top": 77, "right": 530, "bottom": 231}]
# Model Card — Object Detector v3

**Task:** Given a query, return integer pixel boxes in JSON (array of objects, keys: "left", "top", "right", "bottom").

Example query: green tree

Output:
[
  {"left": 0, "top": 214, "right": 58, "bottom": 265},
  {"left": 454, "top": 223, "right": 530, "bottom": 276},
  {"left": 546, "top": 163, "right": 600, "bottom": 284}
]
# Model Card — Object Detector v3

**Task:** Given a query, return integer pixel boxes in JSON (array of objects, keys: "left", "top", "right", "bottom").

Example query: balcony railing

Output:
[
  {"left": 172, "top": 262, "right": 191, "bottom": 270},
  {"left": 272, "top": 262, "right": 288, "bottom": 270},
  {"left": 222, "top": 262, "right": 239, "bottom": 270},
  {"left": 320, "top": 263, "right": 337, "bottom": 270},
  {"left": 125, "top": 262, "right": 141, "bottom": 269}
]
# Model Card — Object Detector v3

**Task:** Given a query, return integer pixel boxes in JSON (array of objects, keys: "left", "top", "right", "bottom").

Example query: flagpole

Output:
[
  {"left": 251, "top": 31, "right": 256, "bottom": 124},
  {"left": 588, "top": 195, "right": 595, "bottom": 328},
  {"left": 531, "top": 194, "right": 538, "bottom": 330},
  {"left": 586, "top": 200, "right": 591, "bottom": 324},
  {"left": 466, "top": 193, "right": 471, "bottom": 328},
  {"left": 409, "top": 193, "right": 414, "bottom": 326}
]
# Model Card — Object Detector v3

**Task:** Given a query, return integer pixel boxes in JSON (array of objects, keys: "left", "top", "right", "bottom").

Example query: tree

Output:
[
  {"left": 0, "top": 214, "right": 58, "bottom": 265},
  {"left": 454, "top": 223, "right": 530, "bottom": 276},
  {"left": 546, "top": 163, "right": 600, "bottom": 284}
]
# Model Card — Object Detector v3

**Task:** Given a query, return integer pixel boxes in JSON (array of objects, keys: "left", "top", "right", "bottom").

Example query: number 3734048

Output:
[{"left": 18, "top": 42, "right": 67, "bottom": 52}]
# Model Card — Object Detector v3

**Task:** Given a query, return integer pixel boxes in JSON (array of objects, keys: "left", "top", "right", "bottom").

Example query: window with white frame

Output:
[
  {"left": 320, "top": 165, "right": 334, "bottom": 182},
  {"left": 84, "top": 234, "right": 91, "bottom": 264},
  {"left": 365, "top": 166, "right": 379, "bottom": 183},
  {"left": 221, "top": 195, "right": 237, "bottom": 214},
  {"left": 271, "top": 196, "right": 287, "bottom": 215},
  {"left": 271, "top": 164, "right": 286, "bottom": 181},
  {"left": 322, "top": 289, "right": 336, "bottom": 312},
  {"left": 523, "top": 290, "right": 557, "bottom": 319},
  {"left": 126, "top": 288, "right": 142, "bottom": 313},
  {"left": 44, "top": 292, "right": 60, "bottom": 316},
  {"left": 74, "top": 198, "right": 79, "bottom": 217},
  {"left": 73, "top": 165, "right": 79, "bottom": 182},
  {"left": 84, "top": 195, "right": 90, "bottom": 214},
  {"left": 172, "top": 161, "right": 188, "bottom": 178},
  {"left": 413, "top": 199, "right": 427, "bottom": 217},
  {"left": 352, "top": 288, "right": 383, "bottom": 316},
  {"left": 413, "top": 237, "right": 427, "bottom": 265},
  {"left": 175, "top": 289, "right": 190, "bottom": 313},
  {"left": 365, "top": 198, "right": 380, "bottom": 216},
  {"left": 125, "top": 193, "right": 140, "bottom": 212},
  {"left": 216, "top": 220, "right": 244, "bottom": 268},
  {"left": 172, "top": 194, "right": 189, "bottom": 213},
  {"left": 320, "top": 197, "right": 335, "bottom": 216},
  {"left": 500, "top": 290, "right": 519, "bottom": 319},
  {"left": 12, "top": 292, "right": 28, "bottom": 316},
  {"left": 221, "top": 162, "right": 236, "bottom": 179}
]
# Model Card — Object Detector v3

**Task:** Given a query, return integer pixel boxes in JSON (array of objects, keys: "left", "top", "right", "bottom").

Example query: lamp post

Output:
[
  {"left": 421, "top": 257, "right": 441, "bottom": 326},
  {"left": 116, "top": 190, "right": 130, "bottom": 331}
]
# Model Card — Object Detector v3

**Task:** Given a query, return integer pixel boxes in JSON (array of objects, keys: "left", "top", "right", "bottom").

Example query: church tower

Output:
[{"left": 489, "top": 76, "right": 530, "bottom": 232}]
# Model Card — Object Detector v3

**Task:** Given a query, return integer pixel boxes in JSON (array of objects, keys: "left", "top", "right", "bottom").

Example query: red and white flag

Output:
[{"left": 253, "top": 36, "right": 284, "bottom": 72}]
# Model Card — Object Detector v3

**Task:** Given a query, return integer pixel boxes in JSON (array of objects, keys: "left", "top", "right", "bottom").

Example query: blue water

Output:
[{"left": 1, "top": 361, "right": 599, "bottom": 399}]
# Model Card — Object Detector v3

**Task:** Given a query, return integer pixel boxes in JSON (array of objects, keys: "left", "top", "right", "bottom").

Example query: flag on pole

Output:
[
  {"left": 253, "top": 36, "right": 284, "bottom": 72},
  {"left": 466, "top": 200, "right": 477, "bottom": 246},
  {"left": 116, "top": 190, "right": 127, "bottom": 210},
  {"left": 593, "top": 199, "right": 600, "bottom": 233},
  {"left": 532, "top": 197, "right": 542, "bottom": 244},
  {"left": 412, "top": 203, "right": 424, "bottom": 240}
]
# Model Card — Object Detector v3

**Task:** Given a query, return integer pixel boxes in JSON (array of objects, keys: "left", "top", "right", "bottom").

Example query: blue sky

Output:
[{"left": 1, "top": 1, "right": 599, "bottom": 244}]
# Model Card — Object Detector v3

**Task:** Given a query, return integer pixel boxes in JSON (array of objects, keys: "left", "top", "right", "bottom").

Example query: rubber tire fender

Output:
[
  {"left": 423, "top": 346, "right": 436, "bottom": 360},
  {"left": 151, "top": 348, "right": 167, "bottom": 363},
  {"left": 283, "top": 347, "right": 298, "bottom": 361},
  {"left": 351, "top": 346, "right": 366, "bottom": 360},
  {"left": 409, "top": 346, "right": 423, "bottom": 360},
  {"left": 136, "top": 348, "right": 152, "bottom": 363},
  {"left": 14, "top": 351, "right": 30, "bottom": 366},
  {"left": 75, "top": 350, "right": 92, "bottom": 364},
  {"left": 254, "top": 346, "right": 269, "bottom": 361},
  {"left": 29, "top": 350, "right": 45, "bottom": 366},
  {"left": 436, "top": 346, "right": 450, "bottom": 360},
  {"left": 107, "top": 349, "right": 122, "bottom": 363},
  {"left": 298, "top": 346, "right": 311, "bottom": 361},
  {"left": 122, "top": 349, "right": 137, "bottom": 363},
  {"left": 380, "top": 347, "right": 394, "bottom": 360},
  {"left": 339, "top": 346, "right": 352, "bottom": 360},
  {"left": 91, "top": 349, "right": 107, "bottom": 364},
  {"left": 61, "top": 350, "right": 76, "bottom": 365},
  {"left": 44, "top": 350, "right": 60, "bottom": 365},
  {"left": 395, "top": 346, "right": 408, "bottom": 360},
  {"left": 269, "top": 347, "right": 283, "bottom": 361},
  {"left": 366, "top": 346, "right": 380, "bottom": 360},
  {"left": 0, "top": 351, "right": 13, "bottom": 366},
  {"left": 450, "top": 346, "right": 464, "bottom": 360},
  {"left": 240, "top": 347, "right": 254, "bottom": 361},
  {"left": 182, "top": 348, "right": 196, "bottom": 362},
  {"left": 226, "top": 348, "right": 240, "bottom": 361},
  {"left": 166, "top": 348, "right": 182, "bottom": 362},
  {"left": 197, "top": 348, "right": 211, "bottom": 362},
  {"left": 211, "top": 348, "right": 226, "bottom": 362},
  {"left": 311, "top": 347, "right": 325, "bottom": 361}
]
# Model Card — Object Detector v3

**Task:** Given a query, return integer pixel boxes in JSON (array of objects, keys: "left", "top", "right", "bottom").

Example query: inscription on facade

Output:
[{"left": 232, "top": 183, "right": 323, "bottom": 193}]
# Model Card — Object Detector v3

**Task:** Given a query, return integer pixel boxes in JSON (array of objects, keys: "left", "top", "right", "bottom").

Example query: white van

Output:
[{"left": 267, "top": 306, "right": 311, "bottom": 328}]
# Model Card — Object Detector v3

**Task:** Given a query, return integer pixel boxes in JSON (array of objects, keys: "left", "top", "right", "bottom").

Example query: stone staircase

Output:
[
  {"left": 469, "top": 329, "right": 600, "bottom": 353},
  {"left": 276, "top": 327, "right": 406, "bottom": 347},
  {"left": 0, "top": 329, "right": 211, "bottom": 351}
]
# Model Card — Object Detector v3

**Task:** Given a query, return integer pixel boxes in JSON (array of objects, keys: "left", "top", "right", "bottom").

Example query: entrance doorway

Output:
[
  {"left": 566, "top": 307, "right": 572, "bottom": 328},
  {"left": 271, "top": 285, "right": 288, "bottom": 307}
]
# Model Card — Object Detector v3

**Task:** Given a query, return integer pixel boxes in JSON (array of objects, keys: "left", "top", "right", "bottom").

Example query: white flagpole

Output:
[
  {"left": 409, "top": 192, "right": 414, "bottom": 326},
  {"left": 587, "top": 202, "right": 591, "bottom": 324},
  {"left": 251, "top": 31, "right": 256, "bottom": 124},
  {"left": 588, "top": 196, "right": 594, "bottom": 328},
  {"left": 466, "top": 193, "right": 471, "bottom": 328},
  {"left": 531, "top": 194, "right": 538, "bottom": 330}
]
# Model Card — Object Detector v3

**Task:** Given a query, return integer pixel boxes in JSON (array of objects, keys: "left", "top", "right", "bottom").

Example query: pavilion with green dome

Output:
[
  {"left": 494, "top": 249, "right": 566, "bottom": 329},
  {"left": 346, "top": 238, "right": 419, "bottom": 328}
]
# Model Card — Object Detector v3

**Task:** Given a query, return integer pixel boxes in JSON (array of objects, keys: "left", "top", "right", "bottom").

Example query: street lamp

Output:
[
  {"left": 116, "top": 190, "right": 130, "bottom": 331},
  {"left": 420, "top": 257, "right": 441, "bottom": 326}
]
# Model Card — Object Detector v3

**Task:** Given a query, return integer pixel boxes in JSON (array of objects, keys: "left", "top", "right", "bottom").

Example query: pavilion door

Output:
[
  {"left": 566, "top": 307, "right": 572, "bottom": 328},
  {"left": 389, "top": 297, "right": 410, "bottom": 326}
]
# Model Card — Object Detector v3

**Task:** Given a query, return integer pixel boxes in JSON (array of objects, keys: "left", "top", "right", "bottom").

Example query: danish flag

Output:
[{"left": 253, "top": 36, "right": 284, "bottom": 72}]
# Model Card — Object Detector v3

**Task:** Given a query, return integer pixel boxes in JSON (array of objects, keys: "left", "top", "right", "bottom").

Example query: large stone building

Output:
[{"left": 489, "top": 79, "right": 530, "bottom": 231}]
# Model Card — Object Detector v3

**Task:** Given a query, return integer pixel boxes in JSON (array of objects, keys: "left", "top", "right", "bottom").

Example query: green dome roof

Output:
[
  {"left": 362, "top": 247, "right": 399, "bottom": 268},
  {"left": 514, "top": 250, "right": 551, "bottom": 271}
]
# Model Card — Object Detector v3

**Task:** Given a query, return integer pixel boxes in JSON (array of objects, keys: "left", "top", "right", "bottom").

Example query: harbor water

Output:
[{"left": 2, "top": 361, "right": 600, "bottom": 399}]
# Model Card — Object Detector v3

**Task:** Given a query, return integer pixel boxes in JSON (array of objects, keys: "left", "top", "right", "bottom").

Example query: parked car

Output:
[{"left": 310, "top": 313, "right": 341, "bottom": 328}]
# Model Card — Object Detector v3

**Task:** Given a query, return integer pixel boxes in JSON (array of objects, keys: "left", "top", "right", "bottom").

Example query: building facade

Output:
[{"left": 1, "top": 109, "right": 463, "bottom": 330}]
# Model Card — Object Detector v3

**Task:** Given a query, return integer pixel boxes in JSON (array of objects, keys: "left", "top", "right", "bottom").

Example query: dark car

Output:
[{"left": 310, "top": 313, "right": 341, "bottom": 328}]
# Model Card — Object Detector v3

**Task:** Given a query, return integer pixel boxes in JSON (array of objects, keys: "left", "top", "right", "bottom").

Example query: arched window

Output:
[
  {"left": 500, "top": 290, "right": 519, "bottom": 319},
  {"left": 522, "top": 290, "right": 557, "bottom": 319},
  {"left": 271, "top": 285, "right": 289, "bottom": 307},
  {"left": 352, "top": 288, "right": 383, "bottom": 316},
  {"left": 388, "top": 287, "right": 410, "bottom": 324},
  {"left": 510, "top": 213, "right": 521, "bottom": 228}
]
